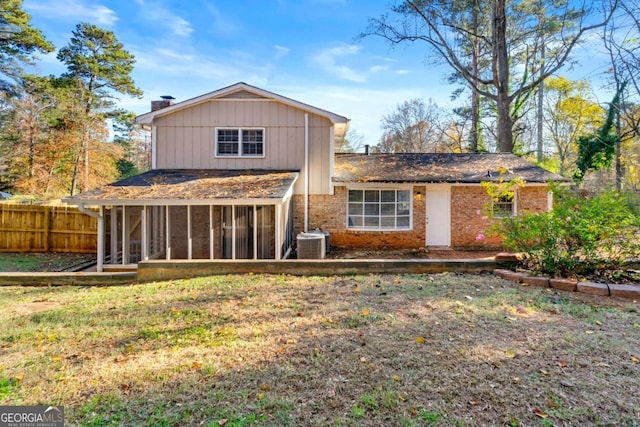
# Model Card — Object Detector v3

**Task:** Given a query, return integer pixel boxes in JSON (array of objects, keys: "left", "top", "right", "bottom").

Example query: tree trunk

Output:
[
  {"left": 493, "top": 0, "right": 514, "bottom": 153},
  {"left": 615, "top": 95, "right": 622, "bottom": 190},
  {"left": 536, "top": 41, "right": 545, "bottom": 162},
  {"left": 469, "top": 0, "right": 480, "bottom": 152}
]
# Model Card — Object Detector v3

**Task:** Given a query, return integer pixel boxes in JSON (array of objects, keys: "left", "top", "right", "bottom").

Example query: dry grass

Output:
[{"left": 0, "top": 273, "right": 639, "bottom": 426}]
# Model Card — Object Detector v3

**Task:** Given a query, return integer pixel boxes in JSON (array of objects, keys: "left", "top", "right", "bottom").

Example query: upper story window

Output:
[
  {"left": 347, "top": 189, "right": 412, "bottom": 230},
  {"left": 216, "top": 128, "right": 264, "bottom": 157}
]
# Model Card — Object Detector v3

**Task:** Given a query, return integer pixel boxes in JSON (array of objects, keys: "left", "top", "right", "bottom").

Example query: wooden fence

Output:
[{"left": 0, "top": 203, "right": 97, "bottom": 253}]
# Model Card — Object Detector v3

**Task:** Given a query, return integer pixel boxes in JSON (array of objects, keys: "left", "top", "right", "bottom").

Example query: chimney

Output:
[
  {"left": 151, "top": 95, "right": 175, "bottom": 112},
  {"left": 364, "top": 144, "right": 370, "bottom": 155}
]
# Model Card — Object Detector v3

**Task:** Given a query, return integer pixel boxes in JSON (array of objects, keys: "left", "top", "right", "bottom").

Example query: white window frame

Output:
[
  {"left": 346, "top": 186, "right": 413, "bottom": 231},
  {"left": 215, "top": 127, "right": 265, "bottom": 158},
  {"left": 493, "top": 192, "right": 517, "bottom": 218}
]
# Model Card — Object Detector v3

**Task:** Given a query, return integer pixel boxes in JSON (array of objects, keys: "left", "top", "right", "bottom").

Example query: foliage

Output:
[
  {"left": 56, "top": 23, "right": 143, "bottom": 195},
  {"left": 574, "top": 82, "right": 626, "bottom": 183},
  {"left": 493, "top": 186, "right": 640, "bottom": 277},
  {"left": 376, "top": 98, "right": 447, "bottom": 153},
  {"left": 57, "top": 23, "right": 142, "bottom": 112},
  {"left": 0, "top": 0, "right": 54, "bottom": 93},
  {"left": 543, "top": 77, "right": 603, "bottom": 176},
  {"left": 365, "top": 0, "right": 616, "bottom": 153}
]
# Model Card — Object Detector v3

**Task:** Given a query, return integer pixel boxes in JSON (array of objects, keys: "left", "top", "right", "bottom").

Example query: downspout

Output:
[
  {"left": 77, "top": 203, "right": 104, "bottom": 272},
  {"left": 151, "top": 125, "right": 157, "bottom": 169},
  {"left": 304, "top": 113, "right": 309, "bottom": 232}
]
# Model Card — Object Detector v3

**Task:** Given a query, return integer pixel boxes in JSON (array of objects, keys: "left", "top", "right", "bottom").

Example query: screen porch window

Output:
[
  {"left": 216, "top": 128, "right": 264, "bottom": 157},
  {"left": 347, "top": 189, "right": 411, "bottom": 230}
]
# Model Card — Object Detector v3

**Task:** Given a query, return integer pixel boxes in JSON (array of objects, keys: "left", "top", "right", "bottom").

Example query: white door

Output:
[{"left": 426, "top": 188, "right": 451, "bottom": 246}]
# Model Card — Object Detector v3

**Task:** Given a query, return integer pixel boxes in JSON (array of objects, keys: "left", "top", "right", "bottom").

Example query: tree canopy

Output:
[{"left": 0, "top": 0, "right": 54, "bottom": 92}]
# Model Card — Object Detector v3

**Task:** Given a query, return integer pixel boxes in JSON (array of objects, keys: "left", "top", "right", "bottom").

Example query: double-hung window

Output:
[
  {"left": 493, "top": 194, "right": 515, "bottom": 218},
  {"left": 347, "top": 189, "right": 411, "bottom": 230},
  {"left": 216, "top": 128, "right": 264, "bottom": 157}
]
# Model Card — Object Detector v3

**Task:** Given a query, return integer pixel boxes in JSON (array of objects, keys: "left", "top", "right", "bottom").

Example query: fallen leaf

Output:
[
  {"left": 191, "top": 361, "right": 202, "bottom": 370},
  {"left": 585, "top": 330, "right": 594, "bottom": 334},
  {"left": 260, "top": 384, "right": 271, "bottom": 391},
  {"left": 505, "top": 350, "right": 517, "bottom": 359},
  {"left": 257, "top": 393, "right": 264, "bottom": 400},
  {"left": 532, "top": 407, "right": 548, "bottom": 418},
  {"left": 392, "top": 375, "right": 401, "bottom": 382},
  {"left": 539, "top": 369, "right": 550, "bottom": 376},
  {"left": 512, "top": 377, "right": 520, "bottom": 384},
  {"left": 595, "top": 321, "right": 602, "bottom": 326},
  {"left": 468, "top": 400, "right": 478, "bottom": 406},
  {"left": 218, "top": 419, "right": 228, "bottom": 426},
  {"left": 415, "top": 336, "right": 426, "bottom": 344},
  {"left": 547, "top": 400, "right": 559, "bottom": 409},
  {"left": 361, "top": 308, "right": 370, "bottom": 316},
  {"left": 631, "top": 356, "right": 639, "bottom": 364},
  {"left": 556, "top": 361, "right": 567, "bottom": 368}
]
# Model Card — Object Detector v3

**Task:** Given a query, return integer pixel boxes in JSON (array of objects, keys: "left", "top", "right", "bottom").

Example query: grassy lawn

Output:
[
  {"left": 0, "top": 253, "right": 95, "bottom": 272},
  {"left": 0, "top": 273, "right": 638, "bottom": 426}
]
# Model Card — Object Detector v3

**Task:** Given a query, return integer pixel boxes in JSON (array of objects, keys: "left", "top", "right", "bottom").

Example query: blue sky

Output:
[{"left": 23, "top": 0, "right": 612, "bottom": 145}]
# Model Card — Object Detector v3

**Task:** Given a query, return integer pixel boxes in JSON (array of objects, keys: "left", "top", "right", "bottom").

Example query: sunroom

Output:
[{"left": 65, "top": 169, "right": 298, "bottom": 272}]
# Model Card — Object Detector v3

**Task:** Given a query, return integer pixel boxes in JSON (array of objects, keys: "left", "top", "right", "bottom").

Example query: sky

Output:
[{"left": 22, "top": 0, "right": 613, "bottom": 146}]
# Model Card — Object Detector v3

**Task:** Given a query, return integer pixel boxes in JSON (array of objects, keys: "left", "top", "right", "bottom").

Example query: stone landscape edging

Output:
[{"left": 493, "top": 269, "right": 640, "bottom": 300}]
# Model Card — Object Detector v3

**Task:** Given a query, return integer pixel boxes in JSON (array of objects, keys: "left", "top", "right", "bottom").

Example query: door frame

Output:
[{"left": 425, "top": 185, "right": 451, "bottom": 247}]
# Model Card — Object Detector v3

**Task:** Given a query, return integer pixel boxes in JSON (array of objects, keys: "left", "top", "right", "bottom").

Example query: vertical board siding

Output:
[
  {"left": 154, "top": 99, "right": 334, "bottom": 195},
  {"left": 0, "top": 204, "right": 97, "bottom": 253}
]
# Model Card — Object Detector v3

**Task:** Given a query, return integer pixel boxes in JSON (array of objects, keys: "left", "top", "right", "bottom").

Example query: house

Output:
[{"left": 66, "top": 82, "right": 565, "bottom": 272}]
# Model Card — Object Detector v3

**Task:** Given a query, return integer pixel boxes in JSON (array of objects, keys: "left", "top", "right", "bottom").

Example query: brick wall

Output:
[
  {"left": 294, "top": 186, "right": 426, "bottom": 249},
  {"left": 450, "top": 185, "right": 549, "bottom": 248},
  {"left": 295, "top": 184, "right": 550, "bottom": 251}
]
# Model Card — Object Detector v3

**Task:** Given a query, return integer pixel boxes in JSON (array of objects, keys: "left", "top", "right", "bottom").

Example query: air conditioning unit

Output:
[{"left": 296, "top": 233, "right": 326, "bottom": 259}]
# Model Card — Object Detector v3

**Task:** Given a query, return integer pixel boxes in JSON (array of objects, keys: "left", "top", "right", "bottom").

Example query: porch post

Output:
[
  {"left": 121, "top": 205, "right": 127, "bottom": 265},
  {"left": 97, "top": 206, "right": 104, "bottom": 272},
  {"left": 110, "top": 207, "right": 117, "bottom": 264},
  {"left": 275, "top": 203, "right": 282, "bottom": 260},
  {"left": 232, "top": 205, "right": 236, "bottom": 260},
  {"left": 253, "top": 205, "right": 258, "bottom": 260},
  {"left": 187, "top": 205, "right": 192, "bottom": 260},
  {"left": 166, "top": 205, "right": 171, "bottom": 260},
  {"left": 141, "top": 206, "right": 148, "bottom": 261},
  {"left": 209, "top": 205, "right": 214, "bottom": 259}
]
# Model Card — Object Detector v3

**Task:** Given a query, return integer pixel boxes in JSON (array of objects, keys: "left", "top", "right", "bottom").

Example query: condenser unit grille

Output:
[{"left": 296, "top": 233, "right": 326, "bottom": 259}]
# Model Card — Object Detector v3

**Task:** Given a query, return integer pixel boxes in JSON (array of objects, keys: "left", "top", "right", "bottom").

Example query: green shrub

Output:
[{"left": 492, "top": 186, "right": 640, "bottom": 277}]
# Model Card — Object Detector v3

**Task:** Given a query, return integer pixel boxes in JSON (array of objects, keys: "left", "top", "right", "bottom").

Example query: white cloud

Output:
[
  {"left": 203, "top": 2, "right": 240, "bottom": 37},
  {"left": 142, "top": 7, "right": 194, "bottom": 37},
  {"left": 369, "top": 65, "right": 388, "bottom": 73},
  {"left": 312, "top": 44, "right": 367, "bottom": 83},
  {"left": 396, "top": 69, "right": 410, "bottom": 75},
  {"left": 274, "top": 45, "right": 291, "bottom": 59},
  {"left": 25, "top": 0, "right": 118, "bottom": 26}
]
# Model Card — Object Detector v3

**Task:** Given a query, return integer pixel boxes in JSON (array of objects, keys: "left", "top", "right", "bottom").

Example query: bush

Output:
[{"left": 493, "top": 187, "right": 640, "bottom": 277}]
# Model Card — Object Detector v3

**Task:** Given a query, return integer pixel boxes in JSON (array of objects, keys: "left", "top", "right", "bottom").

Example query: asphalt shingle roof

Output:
[
  {"left": 334, "top": 153, "right": 568, "bottom": 184},
  {"left": 69, "top": 169, "right": 299, "bottom": 203}
]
